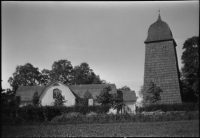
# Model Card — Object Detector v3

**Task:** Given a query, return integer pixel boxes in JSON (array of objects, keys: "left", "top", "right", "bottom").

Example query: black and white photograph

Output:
[{"left": 2, "top": 1, "right": 199, "bottom": 137}]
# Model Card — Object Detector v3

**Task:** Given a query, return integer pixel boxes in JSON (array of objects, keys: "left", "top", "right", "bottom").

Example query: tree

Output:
[
  {"left": 1, "top": 88, "right": 8, "bottom": 107},
  {"left": 96, "top": 86, "right": 112, "bottom": 105},
  {"left": 181, "top": 36, "right": 199, "bottom": 102},
  {"left": 8, "top": 63, "right": 42, "bottom": 92},
  {"left": 51, "top": 59, "right": 74, "bottom": 85},
  {"left": 9, "top": 96, "right": 21, "bottom": 108},
  {"left": 52, "top": 92, "right": 66, "bottom": 106},
  {"left": 40, "top": 69, "right": 53, "bottom": 86},
  {"left": 96, "top": 87, "right": 124, "bottom": 113},
  {"left": 145, "top": 81, "right": 163, "bottom": 104},
  {"left": 136, "top": 85, "right": 145, "bottom": 107},
  {"left": 118, "top": 86, "right": 131, "bottom": 91},
  {"left": 82, "top": 90, "right": 93, "bottom": 106},
  {"left": 32, "top": 91, "right": 41, "bottom": 106},
  {"left": 73, "top": 62, "right": 105, "bottom": 85},
  {"left": 88, "top": 72, "right": 103, "bottom": 84},
  {"left": 110, "top": 92, "right": 124, "bottom": 113},
  {"left": 100, "top": 79, "right": 108, "bottom": 84},
  {"left": 180, "top": 71, "right": 198, "bottom": 103},
  {"left": 15, "top": 96, "right": 21, "bottom": 107},
  {"left": 1, "top": 88, "right": 15, "bottom": 107}
]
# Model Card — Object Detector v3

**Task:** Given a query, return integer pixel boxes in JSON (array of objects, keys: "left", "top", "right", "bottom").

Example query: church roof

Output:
[
  {"left": 145, "top": 14, "right": 174, "bottom": 43},
  {"left": 69, "top": 84, "right": 117, "bottom": 99},
  {"left": 15, "top": 81, "right": 137, "bottom": 103},
  {"left": 121, "top": 90, "right": 137, "bottom": 102},
  {"left": 15, "top": 83, "right": 117, "bottom": 102},
  {"left": 16, "top": 86, "right": 45, "bottom": 101}
]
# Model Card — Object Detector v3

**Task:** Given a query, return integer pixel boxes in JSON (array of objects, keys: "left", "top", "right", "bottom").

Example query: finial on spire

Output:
[{"left": 157, "top": 4, "right": 161, "bottom": 21}]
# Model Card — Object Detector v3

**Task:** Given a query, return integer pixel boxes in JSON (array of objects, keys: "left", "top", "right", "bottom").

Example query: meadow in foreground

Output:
[{"left": 2, "top": 120, "right": 199, "bottom": 137}]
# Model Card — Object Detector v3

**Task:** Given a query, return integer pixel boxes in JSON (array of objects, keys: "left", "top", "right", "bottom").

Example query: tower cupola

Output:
[{"left": 145, "top": 14, "right": 174, "bottom": 44}]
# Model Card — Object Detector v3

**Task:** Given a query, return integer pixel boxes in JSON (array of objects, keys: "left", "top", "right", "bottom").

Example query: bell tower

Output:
[{"left": 143, "top": 13, "right": 182, "bottom": 105}]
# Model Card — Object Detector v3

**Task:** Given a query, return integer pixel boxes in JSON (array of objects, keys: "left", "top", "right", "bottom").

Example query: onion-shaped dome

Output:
[{"left": 145, "top": 14, "right": 175, "bottom": 44}]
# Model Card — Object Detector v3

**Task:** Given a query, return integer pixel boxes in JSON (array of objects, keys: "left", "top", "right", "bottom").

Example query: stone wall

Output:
[{"left": 143, "top": 40, "right": 182, "bottom": 105}]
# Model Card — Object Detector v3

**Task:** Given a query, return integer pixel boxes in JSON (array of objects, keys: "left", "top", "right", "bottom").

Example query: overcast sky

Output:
[{"left": 2, "top": 1, "right": 199, "bottom": 96}]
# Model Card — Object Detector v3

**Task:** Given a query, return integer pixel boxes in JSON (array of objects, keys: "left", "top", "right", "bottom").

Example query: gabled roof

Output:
[
  {"left": 69, "top": 84, "right": 117, "bottom": 99},
  {"left": 15, "top": 82, "right": 117, "bottom": 102},
  {"left": 16, "top": 86, "right": 45, "bottom": 101},
  {"left": 122, "top": 90, "right": 137, "bottom": 102}
]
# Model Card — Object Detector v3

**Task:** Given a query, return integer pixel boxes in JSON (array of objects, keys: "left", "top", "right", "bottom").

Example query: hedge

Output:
[
  {"left": 3, "top": 103, "right": 198, "bottom": 125},
  {"left": 137, "top": 103, "right": 199, "bottom": 112},
  {"left": 2, "top": 105, "right": 110, "bottom": 123},
  {"left": 50, "top": 111, "right": 199, "bottom": 125}
]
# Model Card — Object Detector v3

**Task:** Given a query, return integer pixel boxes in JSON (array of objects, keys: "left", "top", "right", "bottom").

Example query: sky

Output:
[{"left": 2, "top": 1, "right": 199, "bottom": 97}]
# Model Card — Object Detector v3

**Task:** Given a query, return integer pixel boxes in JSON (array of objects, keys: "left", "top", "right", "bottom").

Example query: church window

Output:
[
  {"left": 53, "top": 83, "right": 60, "bottom": 86},
  {"left": 53, "top": 88, "right": 62, "bottom": 98}
]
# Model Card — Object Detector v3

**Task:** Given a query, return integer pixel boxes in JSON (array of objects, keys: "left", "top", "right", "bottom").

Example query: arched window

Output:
[
  {"left": 53, "top": 88, "right": 62, "bottom": 98},
  {"left": 53, "top": 83, "right": 60, "bottom": 86}
]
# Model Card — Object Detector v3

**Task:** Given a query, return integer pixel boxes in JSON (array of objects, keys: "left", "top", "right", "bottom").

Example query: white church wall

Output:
[
  {"left": 123, "top": 101, "right": 136, "bottom": 114},
  {"left": 40, "top": 82, "right": 76, "bottom": 106}
]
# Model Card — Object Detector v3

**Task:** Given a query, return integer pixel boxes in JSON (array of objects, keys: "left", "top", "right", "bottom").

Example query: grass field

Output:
[{"left": 2, "top": 120, "right": 199, "bottom": 137}]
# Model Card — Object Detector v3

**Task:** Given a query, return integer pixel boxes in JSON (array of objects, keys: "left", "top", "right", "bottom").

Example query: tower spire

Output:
[
  {"left": 157, "top": 4, "right": 161, "bottom": 21},
  {"left": 158, "top": 13, "right": 161, "bottom": 21}
]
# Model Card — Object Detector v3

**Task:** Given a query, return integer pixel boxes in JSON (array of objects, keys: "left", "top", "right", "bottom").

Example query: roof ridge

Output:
[{"left": 69, "top": 83, "right": 115, "bottom": 85}]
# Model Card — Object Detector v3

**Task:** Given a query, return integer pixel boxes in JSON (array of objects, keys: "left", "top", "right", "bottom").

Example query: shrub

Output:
[
  {"left": 52, "top": 92, "right": 66, "bottom": 106},
  {"left": 3, "top": 106, "right": 45, "bottom": 123},
  {"left": 2, "top": 107, "right": 21, "bottom": 122},
  {"left": 51, "top": 115, "right": 68, "bottom": 124},
  {"left": 66, "top": 112, "right": 82, "bottom": 118},
  {"left": 5, "top": 103, "right": 199, "bottom": 125},
  {"left": 32, "top": 106, "right": 45, "bottom": 122},
  {"left": 96, "top": 105, "right": 110, "bottom": 114},
  {"left": 185, "top": 111, "right": 199, "bottom": 120},
  {"left": 65, "top": 105, "right": 110, "bottom": 115},
  {"left": 1, "top": 114, "right": 22, "bottom": 125},
  {"left": 2, "top": 105, "right": 110, "bottom": 123},
  {"left": 51, "top": 112, "right": 84, "bottom": 124},
  {"left": 138, "top": 103, "right": 199, "bottom": 112},
  {"left": 145, "top": 81, "right": 163, "bottom": 104},
  {"left": 9, "top": 96, "right": 21, "bottom": 108},
  {"left": 2, "top": 114, "right": 13, "bottom": 125},
  {"left": 86, "top": 111, "right": 97, "bottom": 117},
  {"left": 96, "top": 86, "right": 112, "bottom": 105},
  {"left": 18, "top": 106, "right": 34, "bottom": 122},
  {"left": 43, "top": 106, "right": 61, "bottom": 121},
  {"left": 73, "top": 105, "right": 88, "bottom": 114},
  {"left": 2, "top": 107, "right": 12, "bottom": 117},
  {"left": 59, "top": 106, "right": 74, "bottom": 114},
  {"left": 32, "top": 91, "right": 41, "bottom": 106},
  {"left": 82, "top": 90, "right": 93, "bottom": 106}
]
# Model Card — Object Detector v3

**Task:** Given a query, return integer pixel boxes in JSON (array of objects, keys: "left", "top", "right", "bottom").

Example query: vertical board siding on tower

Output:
[{"left": 143, "top": 15, "right": 182, "bottom": 105}]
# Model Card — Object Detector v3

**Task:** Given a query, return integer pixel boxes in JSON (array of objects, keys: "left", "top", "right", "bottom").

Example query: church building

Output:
[{"left": 16, "top": 81, "right": 137, "bottom": 114}]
